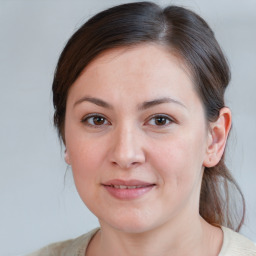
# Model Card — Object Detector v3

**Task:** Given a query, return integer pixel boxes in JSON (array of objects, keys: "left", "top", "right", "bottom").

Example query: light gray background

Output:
[{"left": 0, "top": 0, "right": 255, "bottom": 255}]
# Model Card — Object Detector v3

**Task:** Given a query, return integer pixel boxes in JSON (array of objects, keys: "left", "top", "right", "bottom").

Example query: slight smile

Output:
[{"left": 102, "top": 179, "right": 156, "bottom": 200}]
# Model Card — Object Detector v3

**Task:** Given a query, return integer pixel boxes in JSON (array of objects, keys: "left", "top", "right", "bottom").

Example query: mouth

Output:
[
  {"left": 102, "top": 179, "right": 156, "bottom": 200},
  {"left": 104, "top": 184, "right": 154, "bottom": 189}
]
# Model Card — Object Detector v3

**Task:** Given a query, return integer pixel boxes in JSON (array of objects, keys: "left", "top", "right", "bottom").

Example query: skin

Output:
[{"left": 64, "top": 44, "right": 231, "bottom": 256}]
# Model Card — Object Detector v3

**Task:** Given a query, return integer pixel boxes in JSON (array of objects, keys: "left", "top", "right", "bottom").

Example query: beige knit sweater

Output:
[{"left": 27, "top": 226, "right": 256, "bottom": 256}]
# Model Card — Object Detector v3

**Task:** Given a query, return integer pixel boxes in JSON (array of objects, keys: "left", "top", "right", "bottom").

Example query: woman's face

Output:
[{"left": 64, "top": 44, "right": 211, "bottom": 233}]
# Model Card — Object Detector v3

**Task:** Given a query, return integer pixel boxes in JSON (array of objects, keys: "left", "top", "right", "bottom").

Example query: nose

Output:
[{"left": 109, "top": 124, "right": 146, "bottom": 169}]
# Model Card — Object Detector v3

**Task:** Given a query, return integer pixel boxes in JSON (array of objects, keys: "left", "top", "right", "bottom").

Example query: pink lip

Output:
[
  {"left": 102, "top": 179, "right": 156, "bottom": 200},
  {"left": 103, "top": 179, "right": 154, "bottom": 186}
]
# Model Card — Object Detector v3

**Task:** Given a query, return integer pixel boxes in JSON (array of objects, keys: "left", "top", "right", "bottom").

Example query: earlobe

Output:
[
  {"left": 64, "top": 149, "right": 71, "bottom": 165},
  {"left": 203, "top": 107, "right": 232, "bottom": 168}
]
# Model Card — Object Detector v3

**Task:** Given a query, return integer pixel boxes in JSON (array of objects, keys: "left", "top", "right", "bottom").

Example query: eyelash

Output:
[
  {"left": 81, "top": 113, "right": 111, "bottom": 128},
  {"left": 81, "top": 113, "right": 174, "bottom": 128},
  {"left": 146, "top": 114, "right": 174, "bottom": 127}
]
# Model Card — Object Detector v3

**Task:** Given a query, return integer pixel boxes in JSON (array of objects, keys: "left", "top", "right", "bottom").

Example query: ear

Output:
[
  {"left": 203, "top": 107, "right": 232, "bottom": 168},
  {"left": 64, "top": 149, "right": 71, "bottom": 165}
]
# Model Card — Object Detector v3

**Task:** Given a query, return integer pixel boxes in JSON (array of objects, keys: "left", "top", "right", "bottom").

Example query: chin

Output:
[{"left": 99, "top": 210, "right": 161, "bottom": 234}]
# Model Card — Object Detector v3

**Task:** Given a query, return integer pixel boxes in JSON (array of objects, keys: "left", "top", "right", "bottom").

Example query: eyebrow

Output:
[
  {"left": 74, "top": 96, "right": 186, "bottom": 110},
  {"left": 138, "top": 97, "right": 187, "bottom": 111},
  {"left": 74, "top": 96, "right": 113, "bottom": 109}
]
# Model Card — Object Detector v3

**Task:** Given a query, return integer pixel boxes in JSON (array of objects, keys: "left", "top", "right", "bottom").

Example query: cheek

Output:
[
  {"left": 65, "top": 131, "right": 108, "bottom": 194},
  {"left": 149, "top": 133, "right": 205, "bottom": 193},
  {"left": 67, "top": 141, "right": 105, "bottom": 213}
]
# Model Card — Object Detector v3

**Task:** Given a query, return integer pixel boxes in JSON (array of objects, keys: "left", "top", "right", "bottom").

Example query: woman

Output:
[{"left": 28, "top": 2, "right": 256, "bottom": 255}]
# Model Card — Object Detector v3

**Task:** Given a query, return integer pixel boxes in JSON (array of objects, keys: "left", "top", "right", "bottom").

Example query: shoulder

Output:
[
  {"left": 26, "top": 228, "right": 100, "bottom": 256},
  {"left": 219, "top": 226, "right": 256, "bottom": 256}
]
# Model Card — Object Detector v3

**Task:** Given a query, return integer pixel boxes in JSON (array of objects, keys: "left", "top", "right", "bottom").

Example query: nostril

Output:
[
  {"left": 111, "top": 160, "right": 140, "bottom": 169},
  {"left": 109, "top": 141, "right": 146, "bottom": 168}
]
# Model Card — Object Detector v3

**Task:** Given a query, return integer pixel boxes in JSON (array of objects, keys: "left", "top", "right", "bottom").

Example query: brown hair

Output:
[{"left": 52, "top": 2, "right": 245, "bottom": 231}]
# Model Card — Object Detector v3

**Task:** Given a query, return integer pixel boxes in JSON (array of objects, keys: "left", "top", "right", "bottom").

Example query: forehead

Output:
[
  {"left": 81, "top": 43, "right": 191, "bottom": 80},
  {"left": 68, "top": 43, "right": 202, "bottom": 113}
]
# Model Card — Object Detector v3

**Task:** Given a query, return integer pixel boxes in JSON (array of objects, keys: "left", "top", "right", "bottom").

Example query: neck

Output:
[{"left": 87, "top": 214, "right": 223, "bottom": 256}]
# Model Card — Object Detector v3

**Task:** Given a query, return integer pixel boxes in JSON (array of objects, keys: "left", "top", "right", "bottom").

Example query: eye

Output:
[
  {"left": 146, "top": 115, "right": 174, "bottom": 126},
  {"left": 81, "top": 114, "right": 110, "bottom": 127}
]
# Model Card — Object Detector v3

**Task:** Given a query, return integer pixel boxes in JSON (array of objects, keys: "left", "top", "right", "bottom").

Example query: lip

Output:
[
  {"left": 102, "top": 179, "right": 156, "bottom": 200},
  {"left": 103, "top": 179, "right": 154, "bottom": 186}
]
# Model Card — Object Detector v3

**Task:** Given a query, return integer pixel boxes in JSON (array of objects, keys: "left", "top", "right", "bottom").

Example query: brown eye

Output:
[
  {"left": 147, "top": 115, "right": 173, "bottom": 126},
  {"left": 155, "top": 116, "right": 167, "bottom": 125},
  {"left": 82, "top": 114, "right": 109, "bottom": 127},
  {"left": 92, "top": 116, "right": 105, "bottom": 125}
]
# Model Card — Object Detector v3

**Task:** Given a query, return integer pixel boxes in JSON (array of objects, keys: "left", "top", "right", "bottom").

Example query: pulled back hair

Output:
[{"left": 52, "top": 2, "right": 245, "bottom": 231}]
